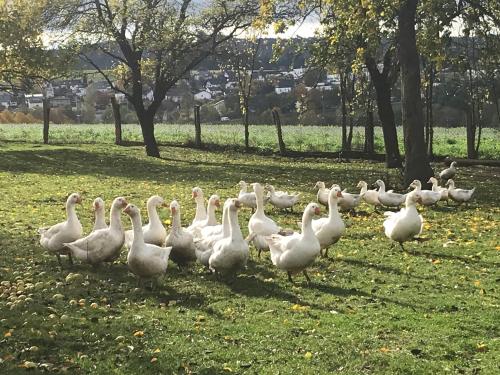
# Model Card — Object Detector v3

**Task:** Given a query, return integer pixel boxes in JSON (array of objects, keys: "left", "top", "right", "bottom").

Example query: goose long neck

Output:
[
  {"left": 94, "top": 208, "right": 106, "bottom": 228},
  {"left": 359, "top": 184, "right": 367, "bottom": 194},
  {"left": 301, "top": 210, "right": 314, "bottom": 236},
  {"left": 66, "top": 202, "right": 78, "bottom": 224},
  {"left": 378, "top": 183, "right": 385, "bottom": 193},
  {"left": 109, "top": 205, "right": 123, "bottom": 231},
  {"left": 328, "top": 195, "right": 339, "bottom": 220},
  {"left": 207, "top": 202, "right": 217, "bottom": 225},
  {"left": 194, "top": 197, "right": 206, "bottom": 220},
  {"left": 147, "top": 202, "right": 161, "bottom": 227},
  {"left": 130, "top": 214, "right": 144, "bottom": 248},
  {"left": 255, "top": 188, "right": 265, "bottom": 214},
  {"left": 221, "top": 205, "right": 230, "bottom": 237},
  {"left": 229, "top": 208, "right": 243, "bottom": 241},
  {"left": 172, "top": 209, "right": 181, "bottom": 231},
  {"left": 405, "top": 200, "right": 418, "bottom": 215}
]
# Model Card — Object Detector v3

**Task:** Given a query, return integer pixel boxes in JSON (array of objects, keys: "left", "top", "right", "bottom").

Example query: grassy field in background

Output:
[
  {"left": 0, "top": 123, "right": 499, "bottom": 159},
  {"left": 0, "top": 140, "right": 498, "bottom": 374}
]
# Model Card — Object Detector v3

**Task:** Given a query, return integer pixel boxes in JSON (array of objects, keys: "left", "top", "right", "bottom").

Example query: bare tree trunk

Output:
[
  {"left": 475, "top": 101, "right": 483, "bottom": 156},
  {"left": 364, "top": 107, "right": 375, "bottom": 154},
  {"left": 365, "top": 55, "right": 403, "bottom": 168},
  {"left": 137, "top": 112, "right": 160, "bottom": 157},
  {"left": 111, "top": 96, "right": 122, "bottom": 145},
  {"left": 424, "top": 63, "right": 435, "bottom": 158},
  {"left": 340, "top": 70, "right": 348, "bottom": 151},
  {"left": 194, "top": 105, "right": 202, "bottom": 148},
  {"left": 243, "top": 99, "right": 250, "bottom": 150},
  {"left": 428, "top": 69, "right": 434, "bottom": 158},
  {"left": 398, "top": 0, "right": 434, "bottom": 186},
  {"left": 272, "top": 108, "right": 286, "bottom": 155},
  {"left": 492, "top": 83, "right": 500, "bottom": 127},
  {"left": 42, "top": 98, "right": 50, "bottom": 144}
]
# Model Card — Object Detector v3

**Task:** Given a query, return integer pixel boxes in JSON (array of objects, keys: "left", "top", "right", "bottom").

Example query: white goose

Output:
[
  {"left": 312, "top": 186, "right": 345, "bottom": 258},
  {"left": 191, "top": 187, "right": 207, "bottom": 225},
  {"left": 124, "top": 195, "right": 167, "bottom": 249},
  {"left": 376, "top": 180, "right": 406, "bottom": 207},
  {"left": 332, "top": 184, "right": 362, "bottom": 212},
  {"left": 195, "top": 199, "right": 231, "bottom": 268},
  {"left": 446, "top": 179, "right": 475, "bottom": 204},
  {"left": 92, "top": 197, "right": 107, "bottom": 232},
  {"left": 165, "top": 200, "right": 196, "bottom": 267},
  {"left": 428, "top": 177, "right": 448, "bottom": 202},
  {"left": 383, "top": 191, "right": 423, "bottom": 250},
  {"left": 439, "top": 161, "right": 457, "bottom": 181},
  {"left": 409, "top": 180, "right": 441, "bottom": 206},
  {"left": 209, "top": 198, "right": 249, "bottom": 276},
  {"left": 266, "top": 203, "right": 321, "bottom": 283},
  {"left": 357, "top": 181, "right": 380, "bottom": 209},
  {"left": 237, "top": 180, "right": 269, "bottom": 209},
  {"left": 65, "top": 197, "right": 128, "bottom": 265},
  {"left": 124, "top": 204, "right": 172, "bottom": 283},
  {"left": 314, "top": 181, "right": 330, "bottom": 206},
  {"left": 39, "top": 193, "right": 83, "bottom": 266},
  {"left": 266, "top": 184, "right": 300, "bottom": 211},
  {"left": 187, "top": 194, "right": 220, "bottom": 238},
  {"left": 248, "top": 182, "right": 281, "bottom": 257}
]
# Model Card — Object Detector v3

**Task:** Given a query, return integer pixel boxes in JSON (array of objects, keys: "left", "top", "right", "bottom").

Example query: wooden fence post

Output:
[
  {"left": 42, "top": 98, "right": 50, "bottom": 144},
  {"left": 194, "top": 105, "right": 202, "bottom": 148},
  {"left": 110, "top": 96, "right": 122, "bottom": 145},
  {"left": 271, "top": 107, "right": 286, "bottom": 155}
]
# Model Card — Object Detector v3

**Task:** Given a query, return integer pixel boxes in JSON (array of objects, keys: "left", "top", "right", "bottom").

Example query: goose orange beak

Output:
[
  {"left": 337, "top": 191, "right": 343, "bottom": 198},
  {"left": 215, "top": 200, "right": 221, "bottom": 208},
  {"left": 314, "top": 207, "right": 321, "bottom": 215},
  {"left": 235, "top": 200, "right": 242, "bottom": 209}
]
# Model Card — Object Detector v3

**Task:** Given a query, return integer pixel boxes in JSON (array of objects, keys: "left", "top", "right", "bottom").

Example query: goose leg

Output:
[
  {"left": 257, "top": 248, "right": 262, "bottom": 258},
  {"left": 323, "top": 248, "right": 329, "bottom": 258},
  {"left": 287, "top": 271, "right": 293, "bottom": 283},
  {"left": 303, "top": 270, "right": 311, "bottom": 284},
  {"left": 56, "top": 254, "right": 63, "bottom": 268},
  {"left": 399, "top": 242, "right": 405, "bottom": 252},
  {"left": 67, "top": 252, "right": 74, "bottom": 265}
]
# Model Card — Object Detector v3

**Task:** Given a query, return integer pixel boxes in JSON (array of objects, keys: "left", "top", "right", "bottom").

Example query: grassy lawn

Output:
[
  {"left": 0, "top": 123, "right": 499, "bottom": 159},
  {"left": 0, "top": 140, "right": 499, "bottom": 374}
]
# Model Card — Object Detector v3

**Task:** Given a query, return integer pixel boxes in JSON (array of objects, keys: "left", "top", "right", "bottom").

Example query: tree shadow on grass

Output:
[
  {"left": 0, "top": 147, "right": 389, "bottom": 192},
  {"left": 337, "top": 257, "right": 433, "bottom": 281},
  {"left": 308, "top": 282, "right": 425, "bottom": 312},
  {"left": 408, "top": 249, "right": 500, "bottom": 268}
]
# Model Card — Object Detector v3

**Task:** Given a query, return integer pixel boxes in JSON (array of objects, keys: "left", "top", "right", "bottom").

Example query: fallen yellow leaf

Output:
[
  {"left": 133, "top": 331, "right": 144, "bottom": 337},
  {"left": 304, "top": 351, "right": 313, "bottom": 359},
  {"left": 379, "top": 347, "right": 391, "bottom": 353},
  {"left": 477, "top": 343, "right": 488, "bottom": 352}
]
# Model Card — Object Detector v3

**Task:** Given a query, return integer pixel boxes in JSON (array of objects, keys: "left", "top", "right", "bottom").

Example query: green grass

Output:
[
  {"left": 0, "top": 140, "right": 499, "bottom": 374},
  {"left": 0, "top": 123, "right": 499, "bottom": 159}
]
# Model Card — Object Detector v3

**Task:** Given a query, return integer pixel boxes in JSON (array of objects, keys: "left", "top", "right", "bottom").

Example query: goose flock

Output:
[{"left": 38, "top": 163, "right": 475, "bottom": 285}]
